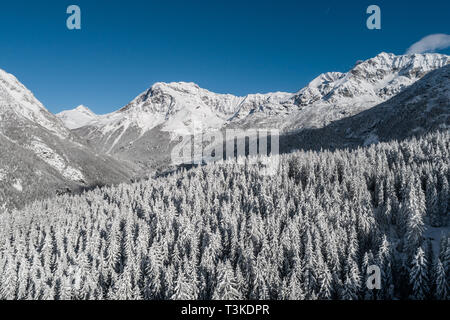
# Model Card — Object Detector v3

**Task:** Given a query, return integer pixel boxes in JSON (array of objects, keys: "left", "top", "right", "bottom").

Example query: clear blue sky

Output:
[{"left": 0, "top": 0, "right": 449, "bottom": 114}]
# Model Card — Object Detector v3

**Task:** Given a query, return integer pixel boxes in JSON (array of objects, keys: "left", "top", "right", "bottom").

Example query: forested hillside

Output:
[{"left": 0, "top": 131, "right": 448, "bottom": 300}]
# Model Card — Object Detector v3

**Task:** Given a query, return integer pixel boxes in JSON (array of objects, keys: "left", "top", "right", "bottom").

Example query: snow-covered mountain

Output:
[
  {"left": 63, "top": 82, "right": 293, "bottom": 170},
  {"left": 294, "top": 52, "right": 449, "bottom": 107},
  {"left": 0, "top": 69, "right": 134, "bottom": 209},
  {"left": 67, "top": 82, "right": 291, "bottom": 139},
  {"left": 59, "top": 52, "right": 449, "bottom": 172},
  {"left": 286, "top": 52, "right": 450, "bottom": 130}
]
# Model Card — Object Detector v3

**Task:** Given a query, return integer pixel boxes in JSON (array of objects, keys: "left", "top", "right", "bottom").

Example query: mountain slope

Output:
[
  {"left": 2, "top": 129, "right": 448, "bottom": 299},
  {"left": 0, "top": 69, "right": 135, "bottom": 209}
]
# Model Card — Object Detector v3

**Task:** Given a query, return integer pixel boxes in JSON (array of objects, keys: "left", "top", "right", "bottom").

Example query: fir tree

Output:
[{"left": 409, "top": 247, "right": 429, "bottom": 300}]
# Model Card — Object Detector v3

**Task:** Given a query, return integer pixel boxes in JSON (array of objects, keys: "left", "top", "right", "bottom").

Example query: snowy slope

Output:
[{"left": 1, "top": 51, "right": 448, "bottom": 207}]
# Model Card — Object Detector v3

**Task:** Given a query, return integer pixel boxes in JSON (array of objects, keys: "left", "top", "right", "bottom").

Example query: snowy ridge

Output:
[
  {"left": 284, "top": 64, "right": 450, "bottom": 152},
  {"left": 62, "top": 82, "right": 293, "bottom": 153},
  {"left": 0, "top": 69, "right": 85, "bottom": 182},
  {"left": 0, "top": 70, "right": 135, "bottom": 208},
  {"left": 57, "top": 105, "right": 98, "bottom": 130},
  {"left": 26, "top": 138, "right": 85, "bottom": 182},
  {"left": 99, "top": 82, "right": 290, "bottom": 137},
  {"left": 285, "top": 52, "right": 450, "bottom": 130}
]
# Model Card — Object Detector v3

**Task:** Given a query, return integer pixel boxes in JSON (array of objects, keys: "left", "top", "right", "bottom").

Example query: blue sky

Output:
[{"left": 0, "top": 0, "right": 449, "bottom": 114}]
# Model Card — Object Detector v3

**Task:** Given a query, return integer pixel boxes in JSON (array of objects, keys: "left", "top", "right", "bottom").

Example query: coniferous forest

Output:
[{"left": 0, "top": 131, "right": 448, "bottom": 300}]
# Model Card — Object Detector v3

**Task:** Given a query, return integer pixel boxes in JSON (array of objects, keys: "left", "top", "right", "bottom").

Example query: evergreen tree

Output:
[
  {"left": 409, "top": 247, "right": 429, "bottom": 300},
  {"left": 434, "top": 259, "right": 448, "bottom": 300},
  {"left": 212, "top": 262, "right": 242, "bottom": 300}
]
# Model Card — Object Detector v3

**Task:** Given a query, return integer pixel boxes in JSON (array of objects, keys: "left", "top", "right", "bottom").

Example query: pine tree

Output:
[
  {"left": 171, "top": 271, "right": 197, "bottom": 300},
  {"left": 409, "top": 247, "right": 429, "bottom": 300}
]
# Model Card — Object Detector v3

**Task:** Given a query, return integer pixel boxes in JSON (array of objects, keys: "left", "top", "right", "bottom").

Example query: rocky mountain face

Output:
[
  {"left": 0, "top": 70, "right": 135, "bottom": 209},
  {"left": 59, "top": 52, "right": 449, "bottom": 173},
  {"left": 1, "top": 52, "right": 448, "bottom": 208}
]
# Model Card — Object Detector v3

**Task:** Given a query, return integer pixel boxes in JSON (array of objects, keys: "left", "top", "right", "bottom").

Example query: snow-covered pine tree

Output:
[{"left": 409, "top": 247, "right": 429, "bottom": 300}]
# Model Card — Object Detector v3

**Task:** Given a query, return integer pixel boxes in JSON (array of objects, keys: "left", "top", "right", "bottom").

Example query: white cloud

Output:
[{"left": 406, "top": 34, "right": 450, "bottom": 54}]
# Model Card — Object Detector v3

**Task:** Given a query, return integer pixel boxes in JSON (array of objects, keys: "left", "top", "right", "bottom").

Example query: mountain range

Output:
[{"left": 1, "top": 52, "right": 449, "bottom": 208}]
